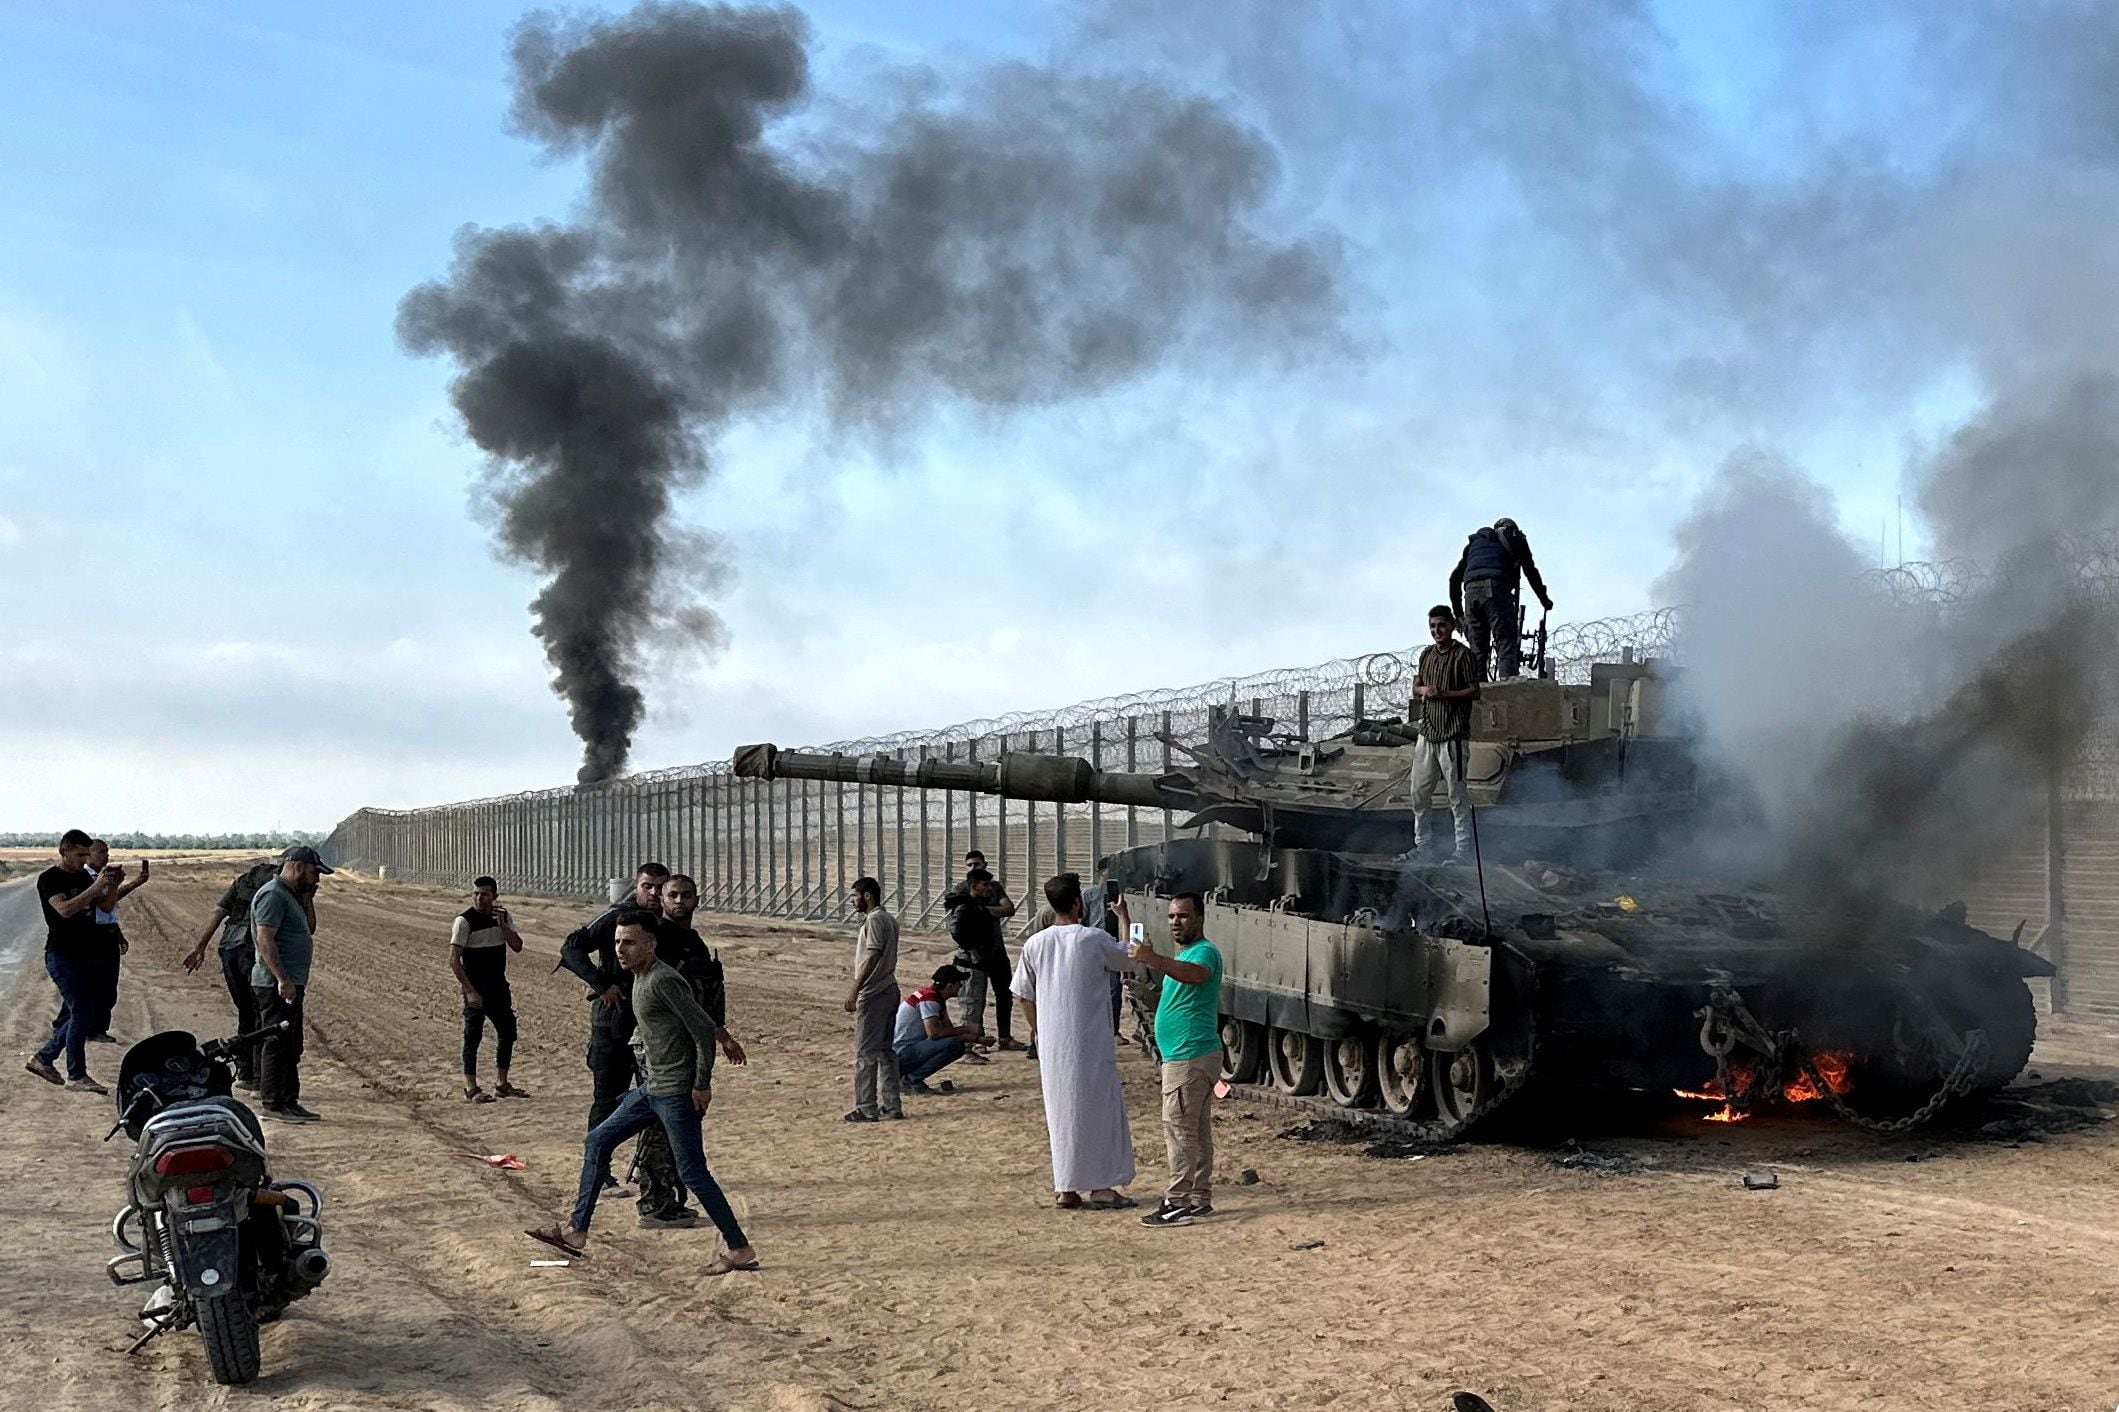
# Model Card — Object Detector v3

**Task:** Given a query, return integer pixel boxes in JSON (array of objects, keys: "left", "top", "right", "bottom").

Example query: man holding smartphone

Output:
[
  {"left": 1124, "top": 892, "right": 1224, "bottom": 1228},
  {"left": 26, "top": 830, "right": 124, "bottom": 1092},
  {"left": 453, "top": 875, "right": 527, "bottom": 1103}
]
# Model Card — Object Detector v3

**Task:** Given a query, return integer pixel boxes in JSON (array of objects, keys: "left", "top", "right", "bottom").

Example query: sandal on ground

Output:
[
  {"left": 842, "top": 1109, "right": 877, "bottom": 1123},
  {"left": 1054, "top": 1191, "right": 1084, "bottom": 1210},
  {"left": 1083, "top": 1194, "right": 1139, "bottom": 1211},
  {"left": 525, "top": 1226, "right": 587, "bottom": 1258},
  {"left": 493, "top": 1082, "right": 531, "bottom": 1098},
  {"left": 702, "top": 1253, "right": 761, "bottom": 1276},
  {"left": 465, "top": 1085, "right": 497, "bottom": 1104}
]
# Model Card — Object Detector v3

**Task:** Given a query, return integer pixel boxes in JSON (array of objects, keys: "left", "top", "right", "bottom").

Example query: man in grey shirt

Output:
[
  {"left": 529, "top": 909, "right": 759, "bottom": 1274},
  {"left": 250, "top": 846, "right": 330, "bottom": 1122},
  {"left": 842, "top": 876, "right": 901, "bottom": 1123}
]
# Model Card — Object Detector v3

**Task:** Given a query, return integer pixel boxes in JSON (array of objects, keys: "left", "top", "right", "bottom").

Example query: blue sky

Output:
[{"left": 0, "top": 1, "right": 2074, "bottom": 830}]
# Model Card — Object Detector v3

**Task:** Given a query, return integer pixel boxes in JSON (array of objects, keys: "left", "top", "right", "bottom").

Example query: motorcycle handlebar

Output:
[{"left": 202, "top": 1019, "right": 289, "bottom": 1059}]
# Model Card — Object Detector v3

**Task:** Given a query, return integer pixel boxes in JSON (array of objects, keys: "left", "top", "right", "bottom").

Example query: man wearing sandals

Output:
[
  {"left": 453, "top": 876, "right": 529, "bottom": 1104},
  {"left": 529, "top": 909, "right": 759, "bottom": 1273},
  {"left": 1012, "top": 873, "right": 1141, "bottom": 1211}
]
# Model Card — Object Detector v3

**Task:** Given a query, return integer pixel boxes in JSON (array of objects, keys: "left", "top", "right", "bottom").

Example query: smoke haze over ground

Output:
[{"left": 400, "top": 1, "right": 1340, "bottom": 781}]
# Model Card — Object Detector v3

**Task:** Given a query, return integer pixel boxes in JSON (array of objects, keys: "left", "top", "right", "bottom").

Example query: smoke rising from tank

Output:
[{"left": 401, "top": 2, "right": 1340, "bottom": 781}]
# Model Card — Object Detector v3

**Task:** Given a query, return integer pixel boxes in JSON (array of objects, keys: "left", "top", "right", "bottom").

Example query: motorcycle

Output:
[{"left": 102, "top": 1022, "right": 330, "bottom": 1385}]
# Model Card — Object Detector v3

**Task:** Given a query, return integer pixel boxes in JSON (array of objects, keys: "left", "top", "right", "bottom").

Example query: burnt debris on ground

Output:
[{"left": 1276, "top": 1118, "right": 1464, "bottom": 1161}]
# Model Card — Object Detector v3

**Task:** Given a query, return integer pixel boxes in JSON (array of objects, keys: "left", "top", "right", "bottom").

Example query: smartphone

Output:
[
  {"left": 1129, "top": 922, "right": 1145, "bottom": 945},
  {"left": 1105, "top": 880, "right": 1123, "bottom": 905}
]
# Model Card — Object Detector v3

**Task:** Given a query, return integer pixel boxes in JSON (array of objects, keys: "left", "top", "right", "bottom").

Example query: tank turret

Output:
[{"left": 736, "top": 667, "right": 1695, "bottom": 861}]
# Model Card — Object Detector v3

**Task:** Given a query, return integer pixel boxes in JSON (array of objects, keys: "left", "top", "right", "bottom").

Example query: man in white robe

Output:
[{"left": 1012, "top": 872, "right": 1140, "bottom": 1209}]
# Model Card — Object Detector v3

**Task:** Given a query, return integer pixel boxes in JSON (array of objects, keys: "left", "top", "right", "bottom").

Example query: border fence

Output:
[{"left": 321, "top": 608, "right": 1677, "bottom": 932}]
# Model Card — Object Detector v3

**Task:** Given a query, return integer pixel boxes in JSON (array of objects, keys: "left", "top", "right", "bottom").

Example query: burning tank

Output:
[{"left": 733, "top": 659, "right": 2050, "bottom": 1135}]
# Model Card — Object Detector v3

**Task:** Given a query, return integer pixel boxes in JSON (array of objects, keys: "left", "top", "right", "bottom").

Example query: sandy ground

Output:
[{"left": 2, "top": 861, "right": 2118, "bottom": 1411}]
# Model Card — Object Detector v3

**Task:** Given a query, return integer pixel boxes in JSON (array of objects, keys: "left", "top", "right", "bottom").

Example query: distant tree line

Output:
[{"left": 0, "top": 831, "right": 326, "bottom": 851}]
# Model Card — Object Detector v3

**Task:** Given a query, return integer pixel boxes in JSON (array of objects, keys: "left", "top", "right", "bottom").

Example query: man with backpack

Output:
[
  {"left": 182, "top": 856, "right": 282, "bottom": 1089},
  {"left": 1448, "top": 516, "right": 1554, "bottom": 680}
]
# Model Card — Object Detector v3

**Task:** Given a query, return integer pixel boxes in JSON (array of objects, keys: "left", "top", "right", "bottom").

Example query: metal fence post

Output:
[
  {"left": 1126, "top": 715, "right": 1139, "bottom": 847},
  {"left": 1089, "top": 720, "right": 1102, "bottom": 873},
  {"left": 1160, "top": 710, "right": 1174, "bottom": 841}
]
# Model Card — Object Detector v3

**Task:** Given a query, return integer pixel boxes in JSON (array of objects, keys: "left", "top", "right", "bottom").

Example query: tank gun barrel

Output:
[{"left": 732, "top": 743, "right": 1175, "bottom": 810}]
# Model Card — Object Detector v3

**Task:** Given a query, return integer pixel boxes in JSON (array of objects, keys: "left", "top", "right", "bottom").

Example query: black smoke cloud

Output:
[{"left": 401, "top": 2, "right": 1340, "bottom": 781}]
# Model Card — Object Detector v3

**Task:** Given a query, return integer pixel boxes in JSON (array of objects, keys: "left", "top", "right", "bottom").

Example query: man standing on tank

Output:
[
  {"left": 1408, "top": 605, "right": 1482, "bottom": 863},
  {"left": 558, "top": 861, "right": 671, "bottom": 1189},
  {"left": 1448, "top": 517, "right": 1554, "bottom": 680}
]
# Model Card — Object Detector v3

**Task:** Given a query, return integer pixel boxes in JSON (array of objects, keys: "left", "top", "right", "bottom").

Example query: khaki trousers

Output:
[{"left": 1160, "top": 1054, "right": 1218, "bottom": 1209}]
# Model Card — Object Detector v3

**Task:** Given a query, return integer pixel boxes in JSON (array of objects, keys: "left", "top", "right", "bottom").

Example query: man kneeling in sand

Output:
[{"left": 528, "top": 909, "right": 759, "bottom": 1274}]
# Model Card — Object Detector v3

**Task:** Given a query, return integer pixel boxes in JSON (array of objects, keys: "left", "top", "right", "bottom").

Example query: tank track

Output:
[{"left": 1224, "top": 1035, "right": 1537, "bottom": 1143}]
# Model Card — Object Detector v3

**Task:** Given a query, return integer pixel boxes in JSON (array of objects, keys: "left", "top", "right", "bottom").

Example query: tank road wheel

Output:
[
  {"left": 1322, "top": 1031, "right": 1381, "bottom": 1108},
  {"left": 1268, "top": 1026, "right": 1323, "bottom": 1096},
  {"left": 1219, "top": 1019, "right": 1267, "bottom": 1085},
  {"left": 1428, "top": 1038, "right": 1495, "bottom": 1127},
  {"left": 1375, "top": 1030, "right": 1427, "bottom": 1116}
]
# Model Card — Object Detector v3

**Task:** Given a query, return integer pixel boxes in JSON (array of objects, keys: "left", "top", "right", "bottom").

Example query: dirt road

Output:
[{"left": 2, "top": 862, "right": 2116, "bottom": 1411}]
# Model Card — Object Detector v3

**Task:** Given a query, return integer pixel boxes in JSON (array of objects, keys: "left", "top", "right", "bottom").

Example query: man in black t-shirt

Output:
[
  {"left": 557, "top": 862, "right": 670, "bottom": 1188},
  {"left": 948, "top": 871, "right": 1022, "bottom": 1051},
  {"left": 26, "top": 829, "right": 122, "bottom": 1091},
  {"left": 453, "top": 875, "right": 527, "bottom": 1103}
]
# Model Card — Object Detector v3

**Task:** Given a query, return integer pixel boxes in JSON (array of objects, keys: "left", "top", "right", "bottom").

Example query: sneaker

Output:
[
  {"left": 1140, "top": 1204, "right": 1196, "bottom": 1228},
  {"left": 265, "top": 1103, "right": 320, "bottom": 1123},
  {"left": 639, "top": 1209, "right": 699, "bottom": 1229},
  {"left": 904, "top": 1079, "right": 935, "bottom": 1095},
  {"left": 65, "top": 1075, "right": 109, "bottom": 1096},
  {"left": 880, "top": 1109, "right": 906, "bottom": 1120},
  {"left": 997, "top": 1038, "right": 1028, "bottom": 1052},
  {"left": 24, "top": 1057, "right": 61, "bottom": 1086},
  {"left": 90, "top": 1032, "right": 118, "bottom": 1045},
  {"left": 842, "top": 1109, "right": 878, "bottom": 1123}
]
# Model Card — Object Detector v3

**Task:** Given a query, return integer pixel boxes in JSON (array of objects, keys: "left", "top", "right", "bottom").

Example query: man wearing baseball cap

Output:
[{"left": 250, "top": 846, "right": 333, "bottom": 1122}]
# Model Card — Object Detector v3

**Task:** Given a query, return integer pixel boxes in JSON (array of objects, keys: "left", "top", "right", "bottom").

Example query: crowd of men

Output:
[{"left": 21, "top": 827, "right": 1234, "bottom": 1239}]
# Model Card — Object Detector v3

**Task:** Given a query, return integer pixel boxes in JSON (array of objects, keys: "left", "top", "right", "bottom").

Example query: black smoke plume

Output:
[{"left": 400, "top": 2, "right": 1340, "bottom": 781}]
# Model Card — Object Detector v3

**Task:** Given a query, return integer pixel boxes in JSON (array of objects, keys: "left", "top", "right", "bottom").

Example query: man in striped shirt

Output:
[{"left": 453, "top": 876, "right": 527, "bottom": 1103}]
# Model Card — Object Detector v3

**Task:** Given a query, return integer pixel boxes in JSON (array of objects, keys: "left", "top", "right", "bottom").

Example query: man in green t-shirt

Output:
[{"left": 1123, "top": 892, "right": 1224, "bottom": 1228}]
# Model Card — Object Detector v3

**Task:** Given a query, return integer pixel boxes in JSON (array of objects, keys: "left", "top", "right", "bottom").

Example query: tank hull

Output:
[{"left": 1111, "top": 838, "right": 2046, "bottom": 1131}]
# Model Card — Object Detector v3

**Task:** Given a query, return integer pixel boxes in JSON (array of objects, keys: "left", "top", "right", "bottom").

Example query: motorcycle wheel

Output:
[{"left": 196, "top": 1291, "right": 261, "bottom": 1385}]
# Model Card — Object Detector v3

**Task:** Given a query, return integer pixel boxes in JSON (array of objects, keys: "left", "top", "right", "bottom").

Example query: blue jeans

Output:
[
  {"left": 570, "top": 1087, "right": 748, "bottom": 1249},
  {"left": 895, "top": 1037, "right": 965, "bottom": 1084},
  {"left": 34, "top": 950, "right": 108, "bottom": 1080}
]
